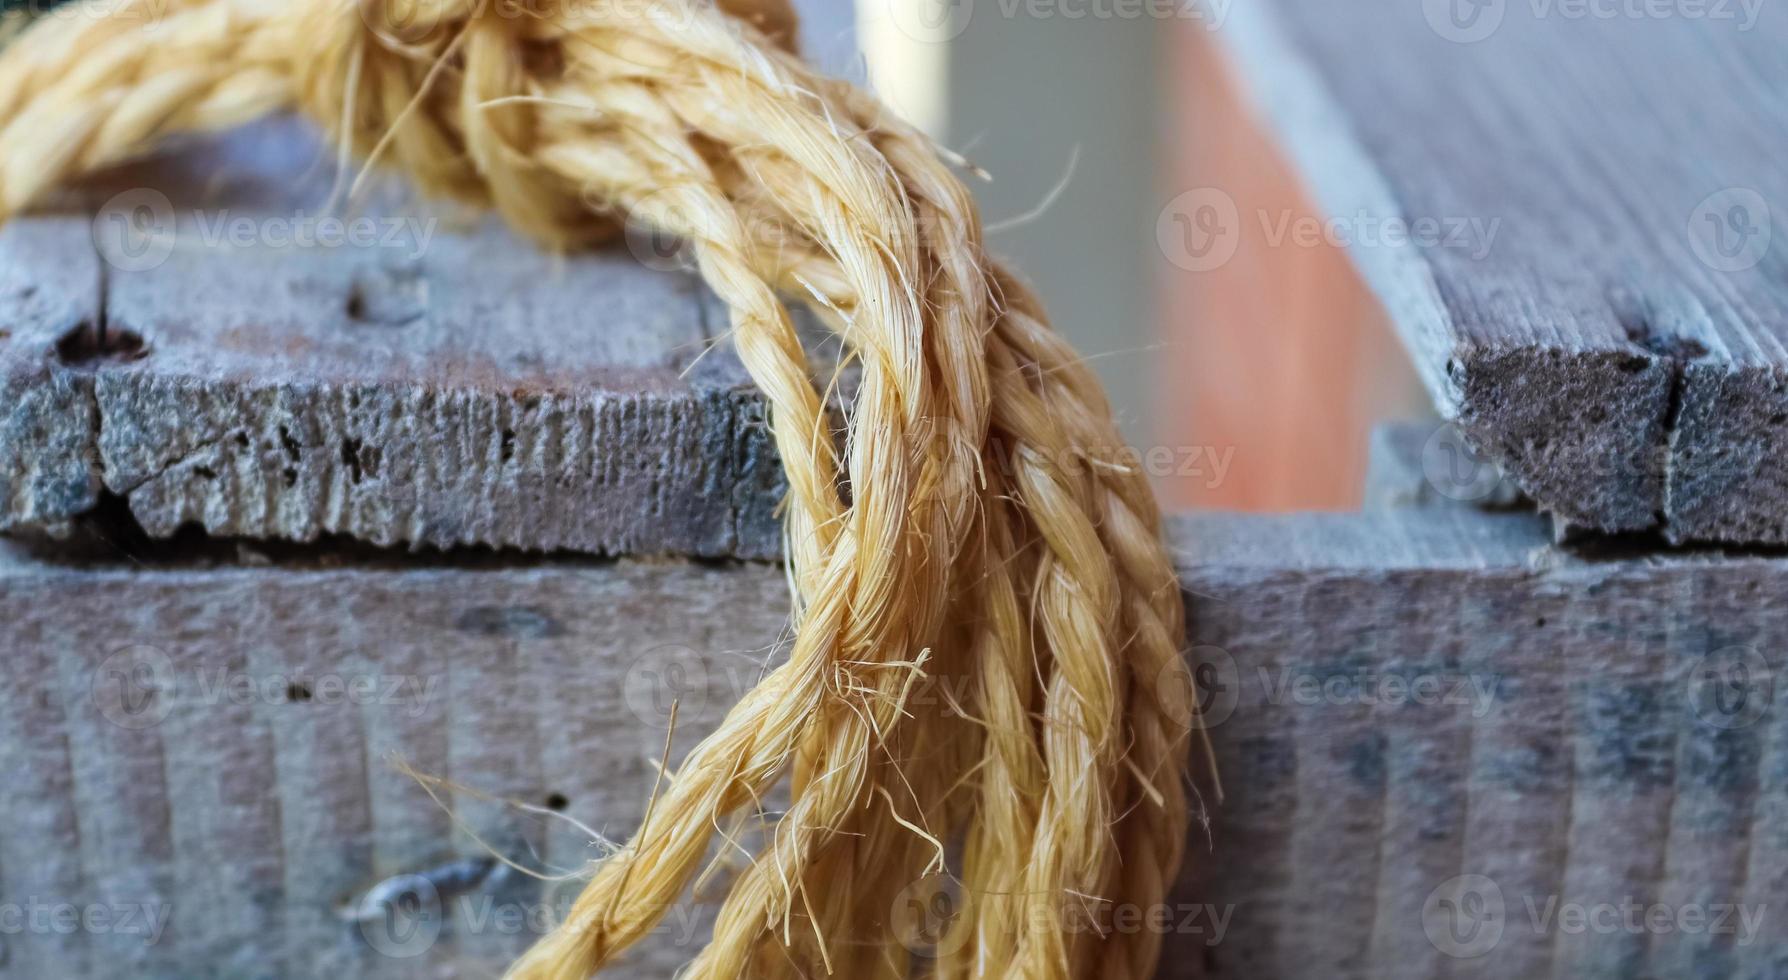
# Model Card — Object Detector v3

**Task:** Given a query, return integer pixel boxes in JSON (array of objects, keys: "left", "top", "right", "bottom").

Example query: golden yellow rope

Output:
[{"left": 0, "top": 2, "right": 1207, "bottom": 976}]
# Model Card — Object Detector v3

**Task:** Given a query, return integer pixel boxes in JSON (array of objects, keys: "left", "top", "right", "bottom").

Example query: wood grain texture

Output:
[
  {"left": 5, "top": 508, "right": 1787, "bottom": 977},
  {"left": 0, "top": 545, "right": 796, "bottom": 979},
  {"left": 0, "top": 120, "right": 787, "bottom": 559},
  {"left": 0, "top": 219, "right": 105, "bottom": 534},
  {"left": 1179, "top": 509, "right": 1788, "bottom": 979},
  {"left": 1215, "top": 0, "right": 1788, "bottom": 544}
]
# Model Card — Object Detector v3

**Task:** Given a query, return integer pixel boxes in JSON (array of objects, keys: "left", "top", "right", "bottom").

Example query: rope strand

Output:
[{"left": 0, "top": 2, "right": 1206, "bottom": 976}]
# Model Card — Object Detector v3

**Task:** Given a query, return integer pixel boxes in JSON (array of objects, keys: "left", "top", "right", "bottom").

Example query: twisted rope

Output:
[{"left": 0, "top": 2, "right": 1210, "bottom": 976}]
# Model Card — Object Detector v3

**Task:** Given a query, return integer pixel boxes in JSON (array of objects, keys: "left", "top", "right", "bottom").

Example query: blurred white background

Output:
[{"left": 795, "top": 1, "right": 1426, "bottom": 512}]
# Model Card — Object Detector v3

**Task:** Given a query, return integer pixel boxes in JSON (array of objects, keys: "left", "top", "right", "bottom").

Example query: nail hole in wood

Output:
[{"left": 55, "top": 323, "right": 149, "bottom": 366}]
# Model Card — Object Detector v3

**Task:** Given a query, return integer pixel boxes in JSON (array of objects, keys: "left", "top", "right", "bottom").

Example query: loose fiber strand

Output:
[{"left": 0, "top": 2, "right": 1206, "bottom": 978}]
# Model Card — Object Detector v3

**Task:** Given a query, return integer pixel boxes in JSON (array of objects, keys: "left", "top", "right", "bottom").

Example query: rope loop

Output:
[{"left": 0, "top": 2, "right": 1208, "bottom": 977}]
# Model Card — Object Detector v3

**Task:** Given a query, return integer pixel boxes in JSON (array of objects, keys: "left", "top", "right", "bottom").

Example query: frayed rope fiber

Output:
[{"left": 0, "top": 0, "right": 1215, "bottom": 975}]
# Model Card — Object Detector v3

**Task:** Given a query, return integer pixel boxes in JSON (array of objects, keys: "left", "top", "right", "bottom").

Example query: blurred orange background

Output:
[{"left": 850, "top": 2, "right": 1429, "bottom": 513}]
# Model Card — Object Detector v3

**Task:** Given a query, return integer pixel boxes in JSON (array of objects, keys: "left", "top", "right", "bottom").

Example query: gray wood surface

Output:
[
  {"left": 0, "top": 542, "right": 793, "bottom": 979},
  {"left": 5, "top": 507, "right": 1786, "bottom": 978},
  {"left": 2, "top": 16, "right": 1782, "bottom": 975},
  {"left": 1182, "top": 509, "right": 1788, "bottom": 980},
  {"left": 1215, "top": 0, "right": 1788, "bottom": 545},
  {"left": 0, "top": 120, "right": 788, "bottom": 559}
]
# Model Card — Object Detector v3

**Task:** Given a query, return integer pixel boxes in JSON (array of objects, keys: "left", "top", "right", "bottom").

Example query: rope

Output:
[{"left": 0, "top": 2, "right": 1209, "bottom": 976}]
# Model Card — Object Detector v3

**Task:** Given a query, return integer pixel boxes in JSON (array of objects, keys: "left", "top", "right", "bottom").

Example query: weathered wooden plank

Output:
[
  {"left": 0, "top": 218, "right": 104, "bottom": 535},
  {"left": 0, "top": 543, "right": 797, "bottom": 978},
  {"left": 1212, "top": 0, "right": 1788, "bottom": 545},
  {"left": 5, "top": 506, "right": 1786, "bottom": 977},
  {"left": 0, "top": 120, "right": 786, "bottom": 559},
  {"left": 1178, "top": 510, "right": 1788, "bottom": 979}
]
